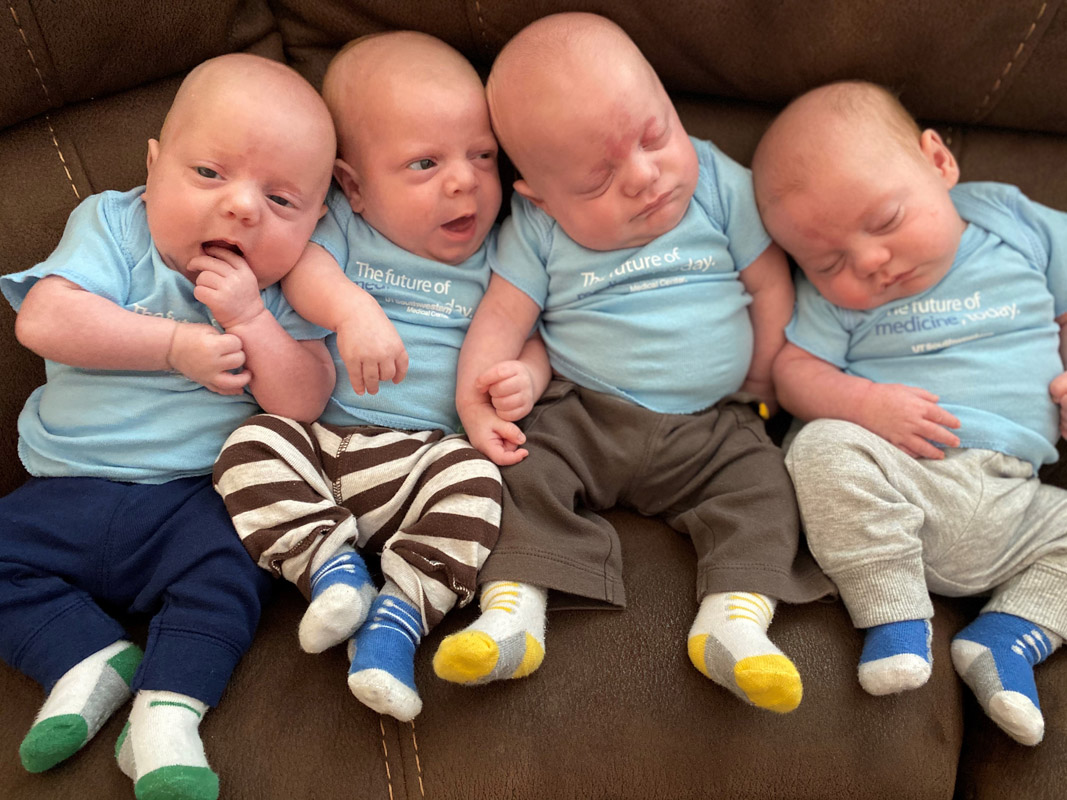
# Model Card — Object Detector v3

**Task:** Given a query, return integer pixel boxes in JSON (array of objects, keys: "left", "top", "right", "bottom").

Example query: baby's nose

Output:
[{"left": 225, "top": 183, "right": 260, "bottom": 222}]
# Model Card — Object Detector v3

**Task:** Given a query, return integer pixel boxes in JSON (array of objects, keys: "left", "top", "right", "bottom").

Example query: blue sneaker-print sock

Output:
[
  {"left": 299, "top": 548, "right": 376, "bottom": 654},
  {"left": 858, "top": 619, "right": 933, "bottom": 695},
  {"left": 347, "top": 586, "right": 423, "bottom": 721},
  {"left": 951, "top": 612, "right": 1062, "bottom": 746}
]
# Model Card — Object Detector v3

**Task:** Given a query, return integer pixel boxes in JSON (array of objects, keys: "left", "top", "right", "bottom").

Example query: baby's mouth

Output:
[
  {"left": 441, "top": 215, "right": 476, "bottom": 235},
  {"left": 202, "top": 240, "right": 244, "bottom": 257}
]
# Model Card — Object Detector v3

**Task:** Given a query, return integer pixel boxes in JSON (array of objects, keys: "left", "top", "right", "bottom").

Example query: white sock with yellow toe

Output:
[
  {"left": 433, "top": 581, "right": 547, "bottom": 685},
  {"left": 687, "top": 591, "right": 802, "bottom": 713}
]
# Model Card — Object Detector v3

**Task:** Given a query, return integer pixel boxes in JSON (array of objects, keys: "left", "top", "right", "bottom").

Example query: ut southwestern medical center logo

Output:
[
  {"left": 876, "top": 291, "right": 1018, "bottom": 354},
  {"left": 577, "top": 246, "right": 717, "bottom": 299}
]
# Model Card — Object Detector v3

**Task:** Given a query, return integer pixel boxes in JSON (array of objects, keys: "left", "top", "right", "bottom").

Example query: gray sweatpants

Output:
[{"left": 785, "top": 419, "right": 1067, "bottom": 639}]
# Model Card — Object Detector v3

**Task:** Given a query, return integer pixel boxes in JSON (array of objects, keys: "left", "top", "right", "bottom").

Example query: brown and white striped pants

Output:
[{"left": 213, "top": 414, "right": 502, "bottom": 632}]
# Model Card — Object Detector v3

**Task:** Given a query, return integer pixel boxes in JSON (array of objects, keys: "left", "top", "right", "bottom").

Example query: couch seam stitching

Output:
[
  {"left": 409, "top": 721, "right": 426, "bottom": 797},
  {"left": 473, "top": 0, "right": 489, "bottom": 59},
  {"left": 7, "top": 3, "right": 80, "bottom": 199},
  {"left": 378, "top": 716, "right": 396, "bottom": 800},
  {"left": 971, "top": 1, "right": 1048, "bottom": 122}
]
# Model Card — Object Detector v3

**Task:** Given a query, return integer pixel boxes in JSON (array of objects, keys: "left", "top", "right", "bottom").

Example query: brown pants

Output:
[{"left": 481, "top": 380, "right": 833, "bottom": 607}]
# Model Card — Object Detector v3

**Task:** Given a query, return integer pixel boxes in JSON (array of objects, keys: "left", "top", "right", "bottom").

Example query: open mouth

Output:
[
  {"left": 202, "top": 240, "right": 244, "bottom": 257},
  {"left": 441, "top": 215, "right": 476, "bottom": 235}
]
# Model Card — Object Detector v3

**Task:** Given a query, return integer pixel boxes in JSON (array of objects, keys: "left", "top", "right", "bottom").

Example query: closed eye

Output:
[
  {"left": 815, "top": 257, "right": 843, "bottom": 275},
  {"left": 641, "top": 124, "right": 669, "bottom": 150},
  {"left": 874, "top": 207, "right": 903, "bottom": 233},
  {"left": 267, "top": 195, "right": 292, "bottom": 207},
  {"left": 579, "top": 171, "right": 613, "bottom": 197}
]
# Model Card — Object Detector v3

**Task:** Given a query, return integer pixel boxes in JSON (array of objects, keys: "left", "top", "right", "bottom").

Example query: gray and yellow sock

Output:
[
  {"left": 19, "top": 640, "right": 143, "bottom": 773},
  {"left": 687, "top": 592, "right": 802, "bottom": 713},
  {"left": 433, "top": 581, "right": 547, "bottom": 685}
]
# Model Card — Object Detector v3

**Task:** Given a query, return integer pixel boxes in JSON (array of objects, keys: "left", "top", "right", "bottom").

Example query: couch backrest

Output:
[{"left": 1, "top": 0, "right": 1066, "bottom": 495}]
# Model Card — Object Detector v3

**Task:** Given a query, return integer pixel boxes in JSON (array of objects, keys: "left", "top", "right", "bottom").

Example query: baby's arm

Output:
[
  {"left": 774, "top": 342, "right": 961, "bottom": 459},
  {"left": 458, "top": 274, "right": 541, "bottom": 465},
  {"left": 189, "top": 246, "right": 335, "bottom": 421},
  {"left": 282, "top": 243, "right": 407, "bottom": 395},
  {"left": 1049, "top": 311, "right": 1067, "bottom": 439},
  {"left": 15, "top": 274, "right": 249, "bottom": 395},
  {"left": 739, "top": 243, "right": 793, "bottom": 414}
]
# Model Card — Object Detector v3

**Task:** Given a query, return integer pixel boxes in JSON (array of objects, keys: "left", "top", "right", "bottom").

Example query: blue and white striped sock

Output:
[
  {"left": 951, "top": 612, "right": 1061, "bottom": 746},
  {"left": 347, "top": 586, "right": 423, "bottom": 721},
  {"left": 299, "top": 548, "right": 376, "bottom": 654},
  {"left": 858, "top": 619, "right": 933, "bottom": 695}
]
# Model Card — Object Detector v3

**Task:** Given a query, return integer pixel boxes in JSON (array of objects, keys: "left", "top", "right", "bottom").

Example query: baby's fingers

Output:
[
  {"left": 475, "top": 362, "right": 519, "bottom": 393},
  {"left": 900, "top": 434, "right": 946, "bottom": 460},
  {"left": 361, "top": 363, "right": 381, "bottom": 396},
  {"left": 919, "top": 420, "right": 961, "bottom": 449},
  {"left": 1050, "top": 372, "right": 1067, "bottom": 404},
  {"left": 924, "top": 404, "right": 960, "bottom": 430},
  {"left": 209, "top": 369, "right": 252, "bottom": 395}
]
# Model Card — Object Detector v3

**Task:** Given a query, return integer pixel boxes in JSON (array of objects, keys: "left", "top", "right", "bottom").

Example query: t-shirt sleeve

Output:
[
  {"left": 952, "top": 182, "right": 1067, "bottom": 317},
  {"left": 1, "top": 191, "right": 134, "bottom": 311},
  {"left": 696, "top": 139, "right": 773, "bottom": 271},
  {"left": 308, "top": 186, "right": 351, "bottom": 272},
  {"left": 784, "top": 275, "right": 852, "bottom": 368},
  {"left": 487, "top": 195, "right": 550, "bottom": 309},
  {"left": 1016, "top": 194, "right": 1067, "bottom": 318}
]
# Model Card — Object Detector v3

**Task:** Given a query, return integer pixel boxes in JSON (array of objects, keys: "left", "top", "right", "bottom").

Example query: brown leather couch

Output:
[{"left": 2, "top": 2, "right": 1066, "bottom": 798}]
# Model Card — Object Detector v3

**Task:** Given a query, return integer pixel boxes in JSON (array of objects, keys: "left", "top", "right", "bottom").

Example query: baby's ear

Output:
[
  {"left": 920, "top": 129, "right": 960, "bottom": 189},
  {"left": 145, "top": 139, "right": 161, "bottom": 173},
  {"left": 513, "top": 178, "right": 549, "bottom": 213},
  {"left": 333, "top": 158, "right": 365, "bottom": 213}
]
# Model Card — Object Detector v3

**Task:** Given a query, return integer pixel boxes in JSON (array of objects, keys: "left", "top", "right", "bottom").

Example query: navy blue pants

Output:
[{"left": 0, "top": 475, "right": 272, "bottom": 706}]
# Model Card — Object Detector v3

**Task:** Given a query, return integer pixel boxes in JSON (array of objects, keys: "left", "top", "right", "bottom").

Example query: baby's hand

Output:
[
  {"left": 860, "top": 383, "right": 961, "bottom": 459},
  {"left": 335, "top": 313, "right": 408, "bottom": 396},
  {"left": 188, "top": 246, "right": 265, "bottom": 329},
  {"left": 166, "top": 321, "right": 250, "bottom": 395},
  {"left": 1049, "top": 372, "right": 1067, "bottom": 439},
  {"left": 475, "top": 360, "right": 538, "bottom": 422},
  {"left": 464, "top": 403, "right": 529, "bottom": 466}
]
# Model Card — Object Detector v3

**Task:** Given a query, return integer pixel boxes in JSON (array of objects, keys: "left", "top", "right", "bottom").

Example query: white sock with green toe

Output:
[
  {"left": 687, "top": 592, "right": 803, "bottom": 713},
  {"left": 115, "top": 690, "right": 218, "bottom": 800},
  {"left": 433, "top": 581, "right": 547, "bottom": 684},
  {"left": 19, "top": 640, "right": 143, "bottom": 773}
]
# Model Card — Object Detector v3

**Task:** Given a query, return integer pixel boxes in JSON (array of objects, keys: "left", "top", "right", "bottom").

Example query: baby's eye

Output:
[
  {"left": 875, "top": 208, "right": 903, "bottom": 233},
  {"left": 196, "top": 166, "right": 220, "bottom": 179},
  {"left": 642, "top": 127, "right": 668, "bottom": 149},
  {"left": 267, "top": 195, "right": 292, "bottom": 208},
  {"left": 578, "top": 171, "right": 612, "bottom": 196},
  {"left": 407, "top": 158, "right": 437, "bottom": 171}
]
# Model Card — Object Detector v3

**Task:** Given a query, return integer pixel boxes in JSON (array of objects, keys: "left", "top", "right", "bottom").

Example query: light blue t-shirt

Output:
[
  {"left": 310, "top": 185, "right": 493, "bottom": 433},
  {"left": 786, "top": 182, "right": 1067, "bottom": 469},
  {"left": 0, "top": 187, "right": 327, "bottom": 483},
  {"left": 491, "top": 137, "right": 771, "bottom": 414}
]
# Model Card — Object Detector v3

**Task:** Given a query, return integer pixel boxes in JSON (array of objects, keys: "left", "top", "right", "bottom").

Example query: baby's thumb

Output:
[{"left": 1050, "top": 372, "right": 1067, "bottom": 402}]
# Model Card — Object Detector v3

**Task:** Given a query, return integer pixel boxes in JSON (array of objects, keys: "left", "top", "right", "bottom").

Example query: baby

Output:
[
  {"left": 0, "top": 54, "right": 336, "bottom": 799},
  {"left": 433, "top": 13, "right": 833, "bottom": 714},
  {"left": 752, "top": 79, "right": 1067, "bottom": 745},
  {"left": 213, "top": 32, "right": 548, "bottom": 722}
]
